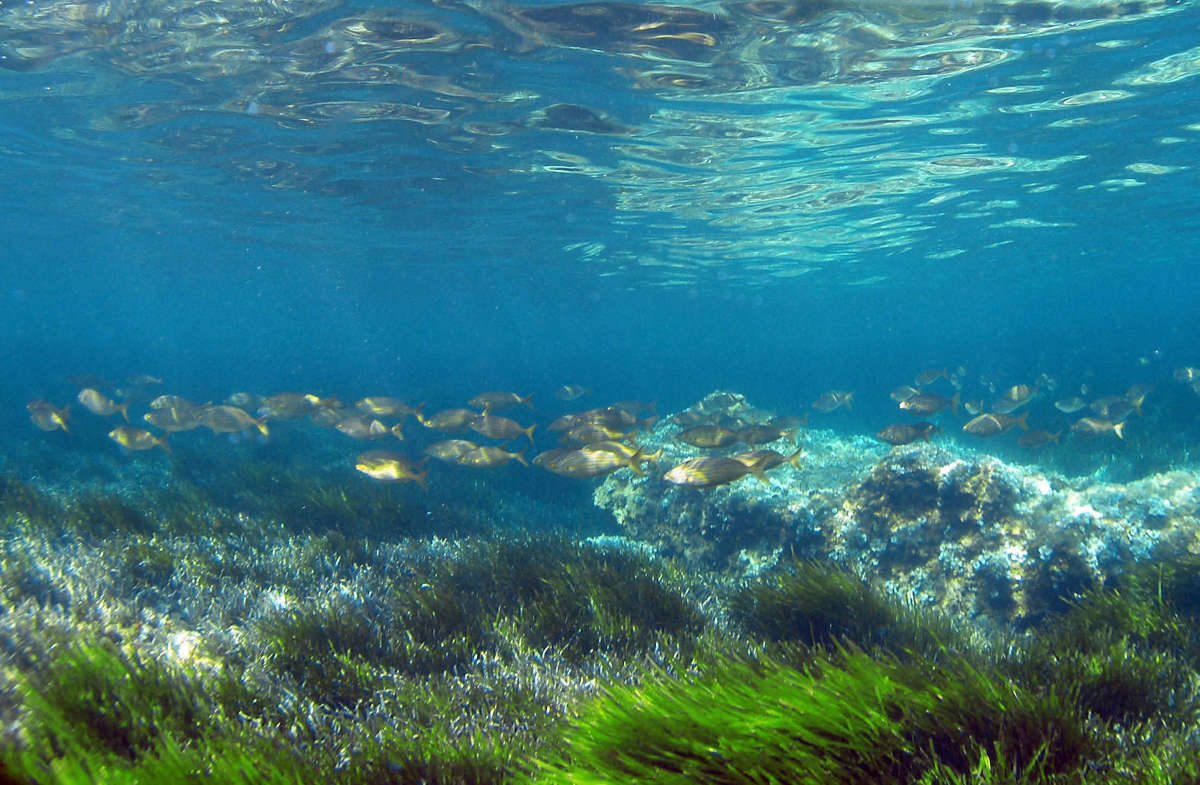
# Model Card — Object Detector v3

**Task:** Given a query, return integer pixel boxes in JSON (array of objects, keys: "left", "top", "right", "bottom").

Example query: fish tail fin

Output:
[
  {"left": 118, "top": 401, "right": 130, "bottom": 423},
  {"left": 787, "top": 447, "right": 803, "bottom": 468},
  {"left": 1131, "top": 394, "right": 1145, "bottom": 416},
  {"left": 1113, "top": 422, "right": 1125, "bottom": 440},
  {"left": 521, "top": 394, "right": 535, "bottom": 410},
  {"left": 515, "top": 449, "right": 529, "bottom": 467},
  {"left": 156, "top": 435, "right": 171, "bottom": 453},
  {"left": 750, "top": 463, "right": 771, "bottom": 485},
  {"left": 414, "top": 470, "right": 429, "bottom": 491},
  {"left": 950, "top": 392, "right": 961, "bottom": 415},
  {"left": 254, "top": 417, "right": 270, "bottom": 438},
  {"left": 784, "top": 428, "right": 799, "bottom": 442},
  {"left": 391, "top": 423, "right": 405, "bottom": 441},
  {"left": 525, "top": 424, "right": 537, "bottom": 445},
  {"left": 1017, "top": 412, "right": 1029, "bottom": 431},
  {"left": 844, "top": 393, "right": 854, "bottom": 411},
  {"left": 626, "top": 449, "right": 645, "bottom": 476}
]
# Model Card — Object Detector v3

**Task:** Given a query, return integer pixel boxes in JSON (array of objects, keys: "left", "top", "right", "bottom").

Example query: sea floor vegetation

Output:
[{"left": 2, "top": 445, "right": 1200, "bottom": 784}]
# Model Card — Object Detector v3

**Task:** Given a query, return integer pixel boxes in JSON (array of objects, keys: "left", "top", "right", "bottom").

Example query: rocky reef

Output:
[{"left": 596, "top": 391, "right": 1200, "bottom": 631}]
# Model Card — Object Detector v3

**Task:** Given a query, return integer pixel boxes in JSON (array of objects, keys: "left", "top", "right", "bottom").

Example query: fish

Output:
[
  {"left": 537, "top": 444, "right": 653, "bottom": 478},
  {"left": 962, "top": 399, "right": 985, "bottom": 416},
  {"left": 77, "top": 388, "right": 130, "bottom": 421},
  {"left": 676, "top": 425, "right": 740, "bottom": 448},
  {"left": 468, "top": 391, "right": 533, "bottom": 414},
  {"left": 611, "top": 400, "right": 656, "bottom": 416},
  {"left": 996, "top": 384, "right": 1037, "bottom": 407},
  {"left": 731, "top": 447, "right": 802, "bottom": 473},
  {"left": 914, "top": 367, "right": 945, "bottom": 386},
  {"left": 124, "top": 374, "right": 163, "bottom": 386},
  {"left": 417, "top": 408, "right": 478, "bottom": 434},
  {"left": 226, "top": 392, "right": 264, "bottom": 410},
  {"left": 991, "top": 398, "right": 1024, "bottom": 415},
  {"left": 876, "top": 423, "right": 939, "bottom": 445},
  {"left": 575, "top": 405, "right": 648, "bottom": 430},
  {"left": 694, "top": 392, "right": 745, "bottom": 414},
  {"left": 1173, "top": 367, "right": 1200, "bottom": 383},
  {"left": 311, "top": 404, "right": 351, "bottom": 429},
  {"left": 663, "top": 456, "right": 768, "bottom": 488},
  {"left": 716, "top": 414, "right": 752, "bottom": 431},
  {"left": 259, "top": 393, "right": 330, "bottom": 420},
  {"left": 554, "top": 385, "right": 591, "bottom": 401},
  {"left": 584, "top": 440, "right": 662, "bottom": 463},
  {"left": 898, "top": 393, "right": 958, "bottom": 416},
  {"left": 1054, "top": 397, "right": 1087, "bottom": 414},
  {"left": 1017, "top": 430, "right": 1061, "bottom": 449},
  {"left": 1090, "top": 397, "right": 1137, "bottom": 423},
  {"left": 143, "top": 407, "right": 202, "bottom": 432},
  {"left": 736, "top": 424, "right": 797, "bottom": 445},
  {"left": 457, "top": 445, "right": 528, "bottom": 468},
  {"left": 109, "top": 425, "right": 169, "bottom": 452},
  {"left": 992, "top": 384, "right": 1037, "bottom": 414},
  {"left": 547, "top": 414, "right": 581, "bottom": 433},
  {"left": 1070, "top": 417, "right": 1125, "bottom": 439},
  {"left": 470, "top": 414, "right": 537, "bottom": 444},
  {"left": 149, "top": 395, "right": 201, "bottom": 411},
  {"left": 356, "top": 397, "right": 424, "bottom": 419},
  {"left": 561, "top": 424, "right": 637, "bottom": 446},
  {"left": 425, "top": 439, "right": 482, "bottom": 464},
  {"left": 335, "top": 416, "right": 390, "bottom": 440},
  {"left": 198, "top": 405, "right": 270, "bottom": 437},
  {"left": 671, "top": 410, "right": 709, "bottom": 427},
  {"left": 27, "top": 401, "right": 70, "bottom": 433},
  {"left": 890, "top": 385, "right": 921, "bottom": 403},
  {"left": 767, "top": 414, "right": 808, "bottom": 430},
  {"left": 533, "top": 447, "right": 578, "bottom": 467},
  {"left": 812, "top": 391, "right": 853, "bottom": 413},
  {"left": 355, "top": 450, "right": 428, "bottom": 488},
  {"left": 1126, "top": 383, "right": 1153, "bottom": 402},
  {"left": 962, "top": 412, "right": 1028, "bottom": 436}
]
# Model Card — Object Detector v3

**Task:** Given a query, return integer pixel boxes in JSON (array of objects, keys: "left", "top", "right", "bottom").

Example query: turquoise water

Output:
[{"left": 3, "top": 0, "right": 1198, "bottom": 418}]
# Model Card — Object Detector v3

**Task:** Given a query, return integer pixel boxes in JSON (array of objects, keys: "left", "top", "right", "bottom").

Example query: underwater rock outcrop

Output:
[{"left": 595, "top": 391, "right": 1200, "bottom": 631}]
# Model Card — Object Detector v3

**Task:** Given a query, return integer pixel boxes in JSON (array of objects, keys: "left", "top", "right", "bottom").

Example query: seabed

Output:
[{"left": 3, "top": 394, "right": 1200, "bottom": 784}]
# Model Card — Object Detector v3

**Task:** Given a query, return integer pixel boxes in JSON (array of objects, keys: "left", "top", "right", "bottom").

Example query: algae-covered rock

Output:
[{"left": 593, "top": 391, "right": 1200, "bottom": 633}]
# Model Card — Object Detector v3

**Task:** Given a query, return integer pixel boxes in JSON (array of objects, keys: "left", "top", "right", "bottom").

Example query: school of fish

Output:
[{"left": 25, "top": 362, "right": 1189, "bottom": 492}]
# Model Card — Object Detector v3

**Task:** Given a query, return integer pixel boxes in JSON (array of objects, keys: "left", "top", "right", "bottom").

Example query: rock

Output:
[{"left": 593, "top": 391, "right": 1200, "bottom": 634}]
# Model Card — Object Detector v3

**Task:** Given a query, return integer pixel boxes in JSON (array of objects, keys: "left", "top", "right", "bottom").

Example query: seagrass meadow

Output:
[{"left": 3, "top": 442, "right": 1200, "bottom": 785}]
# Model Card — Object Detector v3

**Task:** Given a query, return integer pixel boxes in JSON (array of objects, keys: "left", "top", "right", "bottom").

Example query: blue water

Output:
[{"left": 2, "top": 0, "right": 1199, "bottom": 484}]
